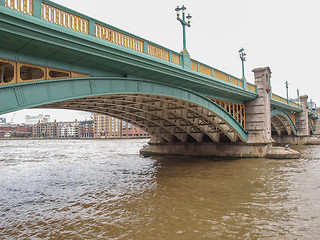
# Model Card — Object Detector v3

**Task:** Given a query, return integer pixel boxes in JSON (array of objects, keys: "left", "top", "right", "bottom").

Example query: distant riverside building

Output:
[
  {"left": 93, "top": 114, "right": 121, "bottom": 138},
  {"left": 57, "top": 121, "right": 79, "bottom": 138},
  {"left": 80, "top": 120, "right": 94, "bottom": 138},
  {"left": 31, "top": 115, "right": 149, "bottom": 139},
  {"left": 0, "top": 124, "right": 33, "bottom": 138},
  {"left": 33, "top": 120, "right": 80, "bottom": 138},
  {"left": 121, "top": 121, "right": 150, "bottom": 137},
  {"left": 25, "top": 114, "right": 50, "bottom": 124},
  {"left": 93, "top": 114, "right": 150, "bottom": 138}
]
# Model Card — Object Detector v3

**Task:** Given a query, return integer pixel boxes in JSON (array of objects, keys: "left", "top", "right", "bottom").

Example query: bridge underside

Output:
[
  {"left": 0, "top": 77, "right": 247, "bottom": 143},
  {"left": 271, "top": 115, "right": 295, "bottom": 136},
  {"left": 271, "top": 110, "right": 297, "bottom": 137},
  {"left": 38, "top": 93, "right": 243, "bottom": 143}
]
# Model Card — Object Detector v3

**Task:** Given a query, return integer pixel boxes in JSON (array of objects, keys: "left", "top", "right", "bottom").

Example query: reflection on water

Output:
[{"left": 0, "top": 139, "right": 319, "bottom": 239}]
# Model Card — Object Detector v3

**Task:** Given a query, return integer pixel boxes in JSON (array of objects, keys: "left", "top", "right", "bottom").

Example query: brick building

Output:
[
  {"left": 121, "top": 121, "right": 150, "bottom": 137},
  {"left": 80, "top": 120, "right": 94, "bottom": 138},
  {"left": 93, "top": 114, "right": 122, "bottom": 138},
  {"left": 0, "top": 124, "right": 32, "bottom": 138}
]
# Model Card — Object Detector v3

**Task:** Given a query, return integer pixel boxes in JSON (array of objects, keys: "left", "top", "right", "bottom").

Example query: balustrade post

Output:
[
  {"left": 88, "top": 19, "right": 95, "bottom": 37},
  {"left": 242, "top": 78, "right": 246, "bottom": 89},
  {"left": 180, "top": 50, "right": 191, "bottom": 70},
  {"left": 33, "top": 0, "right": 42, "bottom": 18},
  {"left": 143, "top": 41, "right": 148, "bottom": 54}
]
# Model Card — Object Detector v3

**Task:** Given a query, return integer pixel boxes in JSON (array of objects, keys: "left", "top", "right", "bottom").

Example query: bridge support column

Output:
[
  {"left": 313, "top": 108, "right": 320, "bottom": 135},
  {"left": 296, "top": 95, "right": 309, "bottom": 136},
  {"left": 245, "top": 67, "right": 273, "bottom": 143}
]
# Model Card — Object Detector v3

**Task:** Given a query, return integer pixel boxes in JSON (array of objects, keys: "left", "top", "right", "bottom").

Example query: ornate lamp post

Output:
[
  {"left": 285, "top": 81, "right": 289, "bottom": 103},
  {"left": 175, "top": 5, "right": 192, "bottom": 51},
  {"left": 239, "top": 48, "right": 246, "bottom": 79}
]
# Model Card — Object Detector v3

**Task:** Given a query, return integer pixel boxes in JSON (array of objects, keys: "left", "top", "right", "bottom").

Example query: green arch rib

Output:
[
  {"left": 0, "top": 77, "right": 247, "bottom": 141},
  {"left": 271, "top": 109, "right": 297, "bottom": 135}
]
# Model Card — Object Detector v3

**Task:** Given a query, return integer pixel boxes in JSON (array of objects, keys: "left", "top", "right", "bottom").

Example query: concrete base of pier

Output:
[
  {"left": 273, "top": 135, "right": 320, "bottom": 145},
  {"left": 140, "top": 142, "right": 301, "bottom": 159}
]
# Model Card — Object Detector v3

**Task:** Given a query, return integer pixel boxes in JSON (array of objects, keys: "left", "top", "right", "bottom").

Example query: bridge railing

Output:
[
  {"left": 4, "top": 0, "right": 33, "bottom": 15},
  {"left": 2, "top": 0, "right": 257, "bottom": 93},
  {"left": 271, "top": 93, "right": 302, "bottom": 109},
  {"left": 190, "top": 59, "right": 257, "bottom": 93}
]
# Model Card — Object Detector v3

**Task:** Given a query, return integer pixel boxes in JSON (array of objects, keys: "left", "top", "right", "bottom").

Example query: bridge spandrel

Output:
[{"left": 0, "top": 58, "right": 89, "bottom": 86}]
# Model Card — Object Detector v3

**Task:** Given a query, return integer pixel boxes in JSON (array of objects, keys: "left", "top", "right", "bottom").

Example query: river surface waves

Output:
[{"left": 0, "top": 139, "right": 319, "bottom": 239}]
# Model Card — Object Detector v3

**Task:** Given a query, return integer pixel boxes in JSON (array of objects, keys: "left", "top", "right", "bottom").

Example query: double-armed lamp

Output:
[{"left": 175, "top": 5, "right": 192, "bottom": 51}]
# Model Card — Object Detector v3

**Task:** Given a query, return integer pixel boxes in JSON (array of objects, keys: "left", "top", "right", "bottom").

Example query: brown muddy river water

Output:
[{"left": 0, "top": 139, "right": 319, "bottom": 239}]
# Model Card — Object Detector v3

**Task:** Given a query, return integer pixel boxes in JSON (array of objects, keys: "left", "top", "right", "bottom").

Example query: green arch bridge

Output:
[{"left": 0, "top": 0, "right": 319, "bottom": 158}]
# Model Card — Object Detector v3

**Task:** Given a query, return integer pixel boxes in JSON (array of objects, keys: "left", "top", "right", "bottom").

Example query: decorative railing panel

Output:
[
  {"left": 214, "top": 70, "right": 229, "bottom": 82},
  {"left": 289, "top": 102, "right": 299, "bottom": 108},
  {"left": 230, "top": 77, "right": 238, "bottom": 86},
  {"left": 96, "top": 24, "right": 144, "bottom": 53},
  {"left": 148, "top": 44, "right": 169, "bottom": 62},
  {"left": 272, "top": 93, "right": 288, "bottom": 104},
  {"left": 191, "top": 61, "right": 198, "bottom": 71},
  {"left": 199, "top": 64, "right": 212, "bottom": 77},
  {"left": 246, "top": 83, "right": 256, "bottom": 92},
  {"left": 5, "top": 0, "right": 33, "bottom": 15},
  {"left": 42, "top": 3, "right": 89, "bottom": 34},
  {"left": 171, "top": 53, "right": 180, "bottom": 65}
]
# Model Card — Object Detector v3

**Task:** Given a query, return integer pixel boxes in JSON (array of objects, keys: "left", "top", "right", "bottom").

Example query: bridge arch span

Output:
[
  {"left": 0, "top": 77, "right": 247, "bottom": 143},
  {"left": 271, "top": 109, "right": 297, "bottom": 136}
]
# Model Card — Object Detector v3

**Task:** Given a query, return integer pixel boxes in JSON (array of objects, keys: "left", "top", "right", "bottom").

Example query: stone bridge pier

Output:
[
  {"left": 296, "top": 95, "right": 309, "bottom": 136},
  {"left": 243, "top": 67, "right": 300, "bottom": 158},
  {"left": 314, "top": 108, "right": 320, "bottom": 135}
]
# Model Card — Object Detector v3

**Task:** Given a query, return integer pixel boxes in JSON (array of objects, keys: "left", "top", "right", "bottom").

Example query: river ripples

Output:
[{"left": 0, "top": 139, "right": 319, "bottom": 239}]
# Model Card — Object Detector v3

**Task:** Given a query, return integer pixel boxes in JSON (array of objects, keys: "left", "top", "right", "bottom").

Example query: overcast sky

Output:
[{"left": 2, "top": 0, "right": 320, "bottom": 123}]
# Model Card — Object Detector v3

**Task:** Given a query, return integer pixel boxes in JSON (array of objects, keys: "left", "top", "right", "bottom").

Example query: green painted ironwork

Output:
[
  {"left": 239, "top": 48, "right": 247, "bottom": 89},
  {"left": 309, "top": 118, "right": 315, "bottom": 134},
  {"left": 0, "top": 5, "right": 257, "bottom": 104},
  {"left": 271, "top": 109, "right": 297, "bottom": 135},
  {"left": 285, "top": 81, "right": 289, "bottom": 103},
  {"left": 175, "top": 5, "right": 191, "bottom": 52},
  {"left": 239, "top": 48, "right": 246, "bottom": 79},
  {"left": 0, "top": 77, "right": 248, "bottom": 142},
  {"left": 0, "top": 0, "right": 309, "bottom": 115},
  {"left": 33, "top": 0, "right": 42, "bottom": 18}
]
